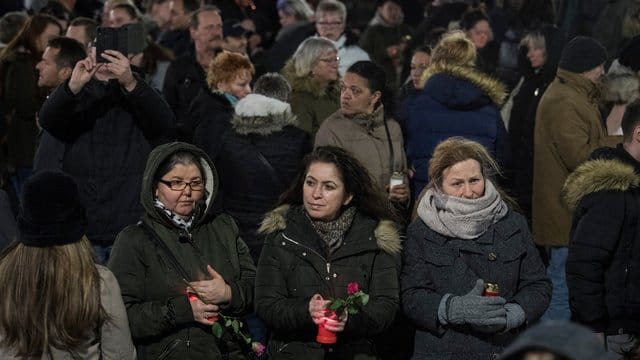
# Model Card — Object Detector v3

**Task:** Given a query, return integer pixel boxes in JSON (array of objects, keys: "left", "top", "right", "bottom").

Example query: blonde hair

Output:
[
  {"left": 428, "top": 137, "right": 502, "bottom": 190},
  {"left": 206, "top": 50, "right": 255, "bottom": 90},
  {"left": 430, "top": 30, "right": 477, "bottom": 66},
  {"left": 0, "top": 237, "right": 103, "bottom": 357},
  {"left": 288, "top": 37, "right": 337, "bottom": 77}
]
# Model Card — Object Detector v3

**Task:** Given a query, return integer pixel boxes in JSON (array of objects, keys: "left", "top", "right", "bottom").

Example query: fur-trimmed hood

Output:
[
  {"left": 603, "top": 60, "right": 640, "bottom": 104},
  {"left": 563, "top": 157, "right": 640, "bottom": 210},
  {"left": 419, "top": 62, "right": 507, "bottom": 106},
  {"left": 231, "top": 94, "right": 297, "bottom": 135},
  {"left": 281, "top": 61, "right": 341, "bottom": 99},
  {"left": 258, "top": 205, "right": 402, "bottom": 255}
]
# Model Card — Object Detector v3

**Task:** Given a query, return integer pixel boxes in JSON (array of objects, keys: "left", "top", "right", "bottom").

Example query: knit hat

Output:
[
  {"left": 17, "top": 171, "right": 87, "bottom": 247},
  {"left": 559, "top": 36, "right": 607, "bottom": 73},
  {"left": 500, "top": 321, "right": 617, "bottom": 360},
  {"left": 619, "top": 36, "right": 640, "bottom": 72}
]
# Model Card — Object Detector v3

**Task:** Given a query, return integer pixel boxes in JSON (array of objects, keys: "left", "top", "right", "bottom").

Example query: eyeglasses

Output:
[
  {"left": 319, "top": 56, "right": 340, "bottom": 64},
  {"left": 159, "top": 179, "right": 204, "bottom": 191},
  {"left": 317, "top": 21, "right": 343, "bottom": 27}
]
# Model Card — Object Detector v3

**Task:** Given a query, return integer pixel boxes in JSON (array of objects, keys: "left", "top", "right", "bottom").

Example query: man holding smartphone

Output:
[{"left": 37, "top": 41, "right": 173, "bottom": 264}]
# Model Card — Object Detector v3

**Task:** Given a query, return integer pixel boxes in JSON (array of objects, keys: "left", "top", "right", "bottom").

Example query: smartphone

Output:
[{"left": 95, "top": 23, "right": 145, "bottom": 63}]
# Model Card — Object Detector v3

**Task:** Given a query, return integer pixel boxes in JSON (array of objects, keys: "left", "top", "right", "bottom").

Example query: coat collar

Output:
[
  {"left": 563, "top": 148, "right": 640, "bottom": 210},
  {"left": 231, "top": 94, "right": 297, "bottom": 135},
  {"left": 259, "top": 204, "right": 402, "bottom": 255},
  {"left": 419, "top": 62, "right": 507, "bottom": 105},
  {"left": 555, "top": 68, "right": 600, "bottom": 101}
]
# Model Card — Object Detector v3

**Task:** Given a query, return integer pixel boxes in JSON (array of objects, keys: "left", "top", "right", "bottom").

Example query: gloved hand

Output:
[
  {"left": 504, "top": 302, "right": 526, "bottom": 331},
  {"left": 438, "top": 279, "right": 507, "bottom": 328}
]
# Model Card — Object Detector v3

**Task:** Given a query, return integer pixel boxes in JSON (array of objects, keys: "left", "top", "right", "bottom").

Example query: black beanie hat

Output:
[
  {"left": 17, "top": 171, "right": 87, "bottom": 247},
  {"left": 559, "top": 36, "right": 607, "bottom": 73},
  {"left": 619, "top": 36, "right": 640, "bottom": 72}
]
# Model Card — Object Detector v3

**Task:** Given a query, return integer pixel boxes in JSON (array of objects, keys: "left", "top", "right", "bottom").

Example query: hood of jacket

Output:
[
  {"left": 603, "top": 59, "right": 640, "bottom": 104},
  {"left": 231, "top": 93, "right": 297, "bottom": 135},
  {"left": 258, "top": 205, "right": 402, "bottom": 255},
  {"left": 518, "top": 25, "right": 565, "bottom": 85},
  {"left": 563, "top": 147, "right": 640, "bottom": 210},
  {"left": 281, "top": 61, "right": 341, "bottom": 99},
  {"left": 420, "top": 62, "right": 507, "bottom": 108},
  {"left": 141, "top": 142, "right": 218, "bottom": 224}
]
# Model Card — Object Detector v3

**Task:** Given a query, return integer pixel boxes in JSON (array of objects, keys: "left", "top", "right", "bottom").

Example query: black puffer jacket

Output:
[
  {"left": 216, "top": 94, "right": 310, "bottom": 262},
  {"left": 564, "top": 144, "right": 640, "bottom": 334},
  {"left": 255, "top": 205, "right": 401, "bottom": 360},
  {"left": 39, "top": 76, "right": 173, "bottom": 245}
]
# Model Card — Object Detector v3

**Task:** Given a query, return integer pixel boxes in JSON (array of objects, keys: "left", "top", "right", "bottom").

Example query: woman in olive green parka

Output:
[{"left": 108, "top": 142, "right": 256, "bottom": 360}]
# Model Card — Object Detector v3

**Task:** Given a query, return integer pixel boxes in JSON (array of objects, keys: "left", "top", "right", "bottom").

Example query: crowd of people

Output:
[{"left": 0, "top": 0, "right": 639, "bottom": 359}]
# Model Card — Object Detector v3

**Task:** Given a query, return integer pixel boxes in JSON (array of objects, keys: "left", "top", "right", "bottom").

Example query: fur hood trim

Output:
[
  {"left": 563, "top": 158, "right": 640, "bottom": 209},
  {"left": 281, "top": 61, "right": 341, "bottom": 98},
  {"left": 603, "top": 60, "right": 640, "bottom": 104},
  {"left": 420, "top": 63, "right": 507, "bottom": 105},
  {"left": 258, "top": 205, "right": 402, "bottom": 255},
  {"left": 231, "top": 94, "right": 298, "bottom": 135}
]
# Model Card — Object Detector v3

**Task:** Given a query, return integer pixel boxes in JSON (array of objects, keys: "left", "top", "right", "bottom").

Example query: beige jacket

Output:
[
  {"left": 315, "top": 105, "right": 407, "bottom": 191},
  {"left": 532, "top": 69, "right": 621, "bottom": 246},
  {"left": 0, "top": 265, "right": 136, "bottom": 359}
]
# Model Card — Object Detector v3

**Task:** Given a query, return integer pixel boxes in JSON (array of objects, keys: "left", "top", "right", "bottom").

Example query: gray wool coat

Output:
[{"left": 401, "top": 210, "right": 551, "bottom": 360}]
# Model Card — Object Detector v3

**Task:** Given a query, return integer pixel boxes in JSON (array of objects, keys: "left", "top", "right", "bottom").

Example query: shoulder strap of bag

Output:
[
  {"left": 249, "top": 135, "right": 288, "bottom": 190},
  {"left": 382, "top": 119, "right": 396, "bottom": 173},
  {"left": 137, "top": 221, "right": 192, "bottom": 281}
]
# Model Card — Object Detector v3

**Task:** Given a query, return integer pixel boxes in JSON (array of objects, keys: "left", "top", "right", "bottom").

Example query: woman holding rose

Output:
[{"left": 255, "top": 146, "right": 401, "bottom": 359}]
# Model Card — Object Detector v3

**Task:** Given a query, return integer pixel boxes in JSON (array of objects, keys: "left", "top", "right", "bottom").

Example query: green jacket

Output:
[
  {"left": 281, "top": 62, "right": 340, "bottom": 139},
  {"left": 255, "top": 205, "right": 401, "bottom": 360},
  {"left": 108, "top": 142, "right": 256, "bottom": 360}
]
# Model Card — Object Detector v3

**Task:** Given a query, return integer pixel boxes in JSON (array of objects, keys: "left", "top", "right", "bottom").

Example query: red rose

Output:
[{"left": 347, "top": 282, "right": 359, "bottom": 295}]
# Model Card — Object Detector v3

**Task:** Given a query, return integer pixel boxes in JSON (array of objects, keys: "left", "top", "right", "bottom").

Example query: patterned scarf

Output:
[
  {"left": 416, "top": 179, "right": 508, "bottom": 239},
  {"left": 154, "top": 198, "right": 195, "bottom": 231},
  {"left": 307, "top": 206, "right": 357, "bottom": 255}
]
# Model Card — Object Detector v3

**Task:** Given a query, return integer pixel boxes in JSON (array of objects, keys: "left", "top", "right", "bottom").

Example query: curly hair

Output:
[{"left": 206, "top": 50, "right": 255, "bottom": 90}]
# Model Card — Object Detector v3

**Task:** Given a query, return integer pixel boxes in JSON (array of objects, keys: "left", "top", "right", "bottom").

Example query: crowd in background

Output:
[{"left": 0, "top": 0, "right": 639, "bottom": 359}]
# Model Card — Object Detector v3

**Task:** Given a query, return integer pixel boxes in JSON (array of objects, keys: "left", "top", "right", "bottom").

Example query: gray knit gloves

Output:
[{"left": 437, "top": 279, "right": 526, "bottom": 332}]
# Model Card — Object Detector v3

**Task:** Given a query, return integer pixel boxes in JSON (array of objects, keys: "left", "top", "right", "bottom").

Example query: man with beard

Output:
[
  {"left": 163, "top": 6, "right": 224, "bottom": 141},
  {"left": 533, "top": 36, "right": 622, "bottom": 321}
]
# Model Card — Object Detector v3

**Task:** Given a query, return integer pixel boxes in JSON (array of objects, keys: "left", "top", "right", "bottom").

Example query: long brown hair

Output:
[
  {"left": 0, "top": 14, "right": 61, "bottom": 62},
  {"left": 0, "top": 237, "right": 103, "bottom": 357}
]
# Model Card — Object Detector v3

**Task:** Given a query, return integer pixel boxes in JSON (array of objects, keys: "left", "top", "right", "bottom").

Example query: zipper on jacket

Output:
[{"left": 282, "top": 233, "right": 330, "bottom": 275}]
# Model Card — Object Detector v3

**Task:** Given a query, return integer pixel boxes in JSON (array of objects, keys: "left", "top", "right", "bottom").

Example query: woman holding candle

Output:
[
  {"left": 255, "top": 146, "right": 401, "bottom": 359},
  {"left": 401, "top": 137, "right": 551, "bottom": 359}
]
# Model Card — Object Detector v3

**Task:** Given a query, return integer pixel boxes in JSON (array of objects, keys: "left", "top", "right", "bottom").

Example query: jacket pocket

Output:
[
  {"left": 269, "top": 341, "right": 324, "bottom": 360},
  {"left": 422, "top": 251, "right": 455, "bottom": 267}
]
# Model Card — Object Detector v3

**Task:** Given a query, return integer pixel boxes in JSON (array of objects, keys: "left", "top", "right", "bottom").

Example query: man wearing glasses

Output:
[{"left": 314, "top": 0, "right": 369, "bottom": 76}]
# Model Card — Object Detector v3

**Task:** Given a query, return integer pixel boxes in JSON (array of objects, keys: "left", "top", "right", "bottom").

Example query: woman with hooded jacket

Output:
[
  {"left": 255, "top": 146, "right": 401, "bottom": 359},
  {"left": 403, "top": 30, "right": 510, "bottom": 201},
  {"left": 108, "top": 142, "right": 256, "bottom": 360}
]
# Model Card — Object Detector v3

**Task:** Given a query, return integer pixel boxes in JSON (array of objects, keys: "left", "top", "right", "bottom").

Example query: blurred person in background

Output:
[
  {"left": 65, "top": 17, "right": 97, "bottom": 51},
  {"left": 275, "top": 0, "right": 313, "bottom": 42},
  {"left": 0, "top": 14, "right": 62, "bottom": 198},
  {"left": 460, "top": 9, "right": 499, "bottom": 76}
]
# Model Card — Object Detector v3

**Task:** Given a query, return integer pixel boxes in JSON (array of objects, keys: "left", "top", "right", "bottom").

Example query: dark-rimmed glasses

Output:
[{"left": 159, "top": 179, "right": 204, "bottom": 191}]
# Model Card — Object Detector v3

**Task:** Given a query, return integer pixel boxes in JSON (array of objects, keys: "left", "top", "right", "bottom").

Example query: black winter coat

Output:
[
  {"left": 191, "top": 88, "right": 234, "bottom": 161},
  {"left": 401, "top": 210, "right": 551, "bottom": 360},
  {"left": 255, "top": 205, "right": 401, "bottom": 360},
  {"left": 38, "top": 77, "right": 173, "bottom": 245},
  {"left": 216, "top": 94, "right": 311, "bottom": 262},
  {"left": 163, "top": 52, "right": 206, "bottom": 140},
  {"left": 508, "top": 25, "right": 564, "bottom": 219},
  {"left": 564, "top": 145, "right": 640, "bottom": 334}
]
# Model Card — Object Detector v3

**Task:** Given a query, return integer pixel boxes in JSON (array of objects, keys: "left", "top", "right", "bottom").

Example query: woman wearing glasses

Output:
[
  {"left": 108, "top": 142, "right": 256, "bottom": 360},
  {"left": 282, "top": 37, "right": 341, "bottom": 139}
]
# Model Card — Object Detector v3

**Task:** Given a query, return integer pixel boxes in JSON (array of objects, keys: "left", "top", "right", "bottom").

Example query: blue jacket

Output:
[{"left": 403, "top": 64, "right": 509, "bottom": 199}]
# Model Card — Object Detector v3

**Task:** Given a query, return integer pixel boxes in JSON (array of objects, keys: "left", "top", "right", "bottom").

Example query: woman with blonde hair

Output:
[
  {"left": 282, "top": 37, "right": 340, "bottom": 138},
  {"left": 0, "top": 171, "right": 135, "bottom": 359},
  {"left": 191, "top": 50, "right": 255, "bottom": 161},
  {"left": 401, "top": 137, "right": 550, "bottom": 359},
  {"left": 403, "top": 30, "right": 510, "bottom": 201}
]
